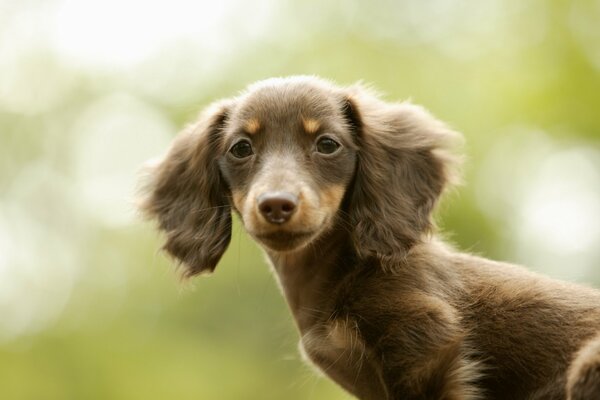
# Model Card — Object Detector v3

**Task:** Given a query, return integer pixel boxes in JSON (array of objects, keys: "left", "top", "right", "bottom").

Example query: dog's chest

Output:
[{"left": 299, "top": 318, "right": 367, "bottom": 370}]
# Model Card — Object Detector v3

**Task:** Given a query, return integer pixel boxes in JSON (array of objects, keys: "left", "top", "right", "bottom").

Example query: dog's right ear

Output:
[{"left": 138, "top": 100, "right": 233, "bottom": 277}]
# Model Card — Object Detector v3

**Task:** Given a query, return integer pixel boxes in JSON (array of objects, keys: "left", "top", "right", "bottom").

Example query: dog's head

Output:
[{"left": 139, "top": 76, "right": 460, "bottom": 276}]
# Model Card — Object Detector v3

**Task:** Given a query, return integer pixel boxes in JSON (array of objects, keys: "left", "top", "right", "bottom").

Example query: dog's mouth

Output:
[{"left": 252, "top": 229, "right": 318, "bottom": 252}]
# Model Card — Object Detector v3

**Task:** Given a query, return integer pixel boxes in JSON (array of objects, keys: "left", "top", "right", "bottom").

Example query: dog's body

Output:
[{"left": 139, "top": 76, "right": 600, "bottom": 399}]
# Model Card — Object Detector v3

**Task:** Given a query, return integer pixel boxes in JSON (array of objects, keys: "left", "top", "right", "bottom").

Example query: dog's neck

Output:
[{"left": 265, "top": 226, "right": 352, "bottom": 332}]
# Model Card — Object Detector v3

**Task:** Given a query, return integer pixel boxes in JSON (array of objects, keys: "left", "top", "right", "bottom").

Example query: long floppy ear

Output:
[
  {"left": 343, "top": 87, "right": 461, "bottom": 268},
  {"left": 138, "top": 101, "right": 233, "bottom": 277}
]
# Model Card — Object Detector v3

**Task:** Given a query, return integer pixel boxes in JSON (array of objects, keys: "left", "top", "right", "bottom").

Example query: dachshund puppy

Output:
[{"left": 139, "top": 76, "right": 600, "bottom": 399}]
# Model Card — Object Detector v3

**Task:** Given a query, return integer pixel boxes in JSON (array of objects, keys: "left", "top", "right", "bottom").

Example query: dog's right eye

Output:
[
  {"left": 230, "top": 140, "right": 254, "bottom": 159},
  {"left": 316, "top": 137, "right": 340, "bottom": 155}
]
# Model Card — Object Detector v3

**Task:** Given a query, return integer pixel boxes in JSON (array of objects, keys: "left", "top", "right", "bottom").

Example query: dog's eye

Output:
[
  {"left": 230, "top": 140, "right": 254, "bottom": 158},
  {"left": 316, "top": 137, "right": 340, "bottom": 155}
]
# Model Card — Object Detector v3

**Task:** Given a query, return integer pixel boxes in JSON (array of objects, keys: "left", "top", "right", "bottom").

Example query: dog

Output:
[{"left": 138, "top": 76, "right": 600, "bottom": 399}]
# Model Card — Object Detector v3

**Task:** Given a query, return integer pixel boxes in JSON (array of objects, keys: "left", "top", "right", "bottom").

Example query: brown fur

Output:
[{"left": 138, "top": 76, "right": 600, "bottom": 399}]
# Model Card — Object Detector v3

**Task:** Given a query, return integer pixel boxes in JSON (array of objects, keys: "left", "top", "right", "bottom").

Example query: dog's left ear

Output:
[{"left": 341, "top": 87, "right": 461, "bottom": 268}]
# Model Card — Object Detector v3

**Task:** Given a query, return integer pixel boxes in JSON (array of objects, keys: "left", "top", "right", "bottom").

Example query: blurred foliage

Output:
[{"left": 1, "top": 0, "right": 599, "bottom": 399}]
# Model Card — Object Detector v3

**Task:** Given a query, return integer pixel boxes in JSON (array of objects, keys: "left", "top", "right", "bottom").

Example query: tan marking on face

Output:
[
  {"left": 320, "top": 185, "right": 346, "bottom": 211},
  {"left": 244, "top": 118, "right": 261, "bottom": 135},
  {"left": 231, "top": 190, "right": 245, "bottom": 212},
  {"left": 302, "top": 117, "right": 321, "bottom": 135}
]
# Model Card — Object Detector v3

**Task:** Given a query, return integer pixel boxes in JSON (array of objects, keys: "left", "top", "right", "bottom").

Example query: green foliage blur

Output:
[{"left": 1, "top": 1, "right": 599, "bottom": 399}]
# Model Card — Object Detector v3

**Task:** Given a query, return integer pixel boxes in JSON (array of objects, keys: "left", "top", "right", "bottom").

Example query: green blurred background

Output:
[{"left": 1, "top": 0, "right": 599, "bottom": 399}]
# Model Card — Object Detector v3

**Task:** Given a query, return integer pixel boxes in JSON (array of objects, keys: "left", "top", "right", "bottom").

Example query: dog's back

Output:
[{"left": 455, "top": 252, "right": 600, "bottom": 398}]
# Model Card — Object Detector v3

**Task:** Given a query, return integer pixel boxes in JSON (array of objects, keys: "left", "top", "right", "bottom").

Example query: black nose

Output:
[{"left": 257, "top": 192, "right": 298, "bottom": 224}]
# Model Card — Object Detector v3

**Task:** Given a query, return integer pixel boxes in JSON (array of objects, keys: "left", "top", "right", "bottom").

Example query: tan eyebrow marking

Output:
[
  {"left": 244, "top": 118, "right": 261, "bottom": 134},
  {"left": 302, "top": 117, "right": 321, "bottom": 135}
]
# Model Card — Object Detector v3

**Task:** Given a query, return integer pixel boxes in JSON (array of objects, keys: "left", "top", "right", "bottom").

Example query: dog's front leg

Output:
[{"left": 300, "top": 321, "right": 389, "bottom": 400}]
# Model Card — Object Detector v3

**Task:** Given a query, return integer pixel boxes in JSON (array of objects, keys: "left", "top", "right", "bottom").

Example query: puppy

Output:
[{"left": 139, "top": 76, "right": 600, "bottom": 399}]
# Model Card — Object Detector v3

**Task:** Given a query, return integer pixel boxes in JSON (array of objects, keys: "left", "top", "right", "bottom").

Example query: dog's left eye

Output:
[
  {"left": 316, "top": 137, "right": 340, "bottom": 155},
  {"left": 230, "top": 140, "right": 254, "bottom": 158}
]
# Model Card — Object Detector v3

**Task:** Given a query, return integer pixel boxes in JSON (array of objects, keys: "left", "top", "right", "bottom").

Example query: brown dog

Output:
[{"left": 139, "top": 76, "right": 600, "bottom": 399}]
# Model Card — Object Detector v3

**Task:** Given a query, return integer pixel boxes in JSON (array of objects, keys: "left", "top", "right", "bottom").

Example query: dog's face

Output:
[
  {"left": 139, "top": 76, "right": 460, "bottom": 276},
  {"left": 218, "top": 81, "right": 358, "bottom": 252}
]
